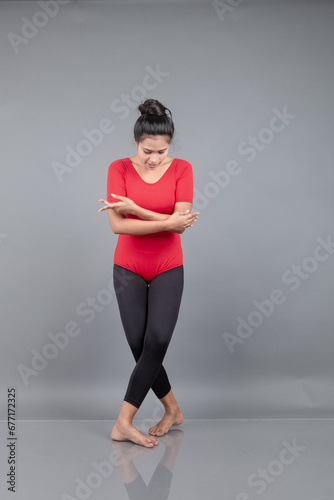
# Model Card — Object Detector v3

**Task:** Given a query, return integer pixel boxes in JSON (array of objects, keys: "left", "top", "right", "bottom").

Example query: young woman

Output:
[{"left": 98, "top": 98, "right": 199, "bottom": 448}]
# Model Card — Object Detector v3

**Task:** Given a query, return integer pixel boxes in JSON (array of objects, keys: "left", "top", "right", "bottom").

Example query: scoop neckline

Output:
[{"left": 127, "top": 157, "right": 176, "bottom": 185}]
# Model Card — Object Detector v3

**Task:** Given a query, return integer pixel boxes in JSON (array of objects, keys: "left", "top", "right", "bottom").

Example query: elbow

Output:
[
  {"left": 109, "top": 222, "right": 120, "bottom": 235},
  {"left": 112, "top": 225, "right": 127, "bottom": 235},
  {"left": 108, "top": 212, "right": 127, "bottom": 235},
  {"left": 108, "top": 214, "right": 122, "bottom": 234}
]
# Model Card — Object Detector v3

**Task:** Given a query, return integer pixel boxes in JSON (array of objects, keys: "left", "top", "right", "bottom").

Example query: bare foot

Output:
[
  {"left": 149, "top": 407, "right": 184, "bottom": 436},
  {"left": 111, "top": 421, "right": 159, "bottom": 448}
]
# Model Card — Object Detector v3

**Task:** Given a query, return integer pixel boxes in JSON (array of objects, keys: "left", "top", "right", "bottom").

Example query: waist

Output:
[{"left": 116, "top": 232, "right": 181, "bottom": 252}]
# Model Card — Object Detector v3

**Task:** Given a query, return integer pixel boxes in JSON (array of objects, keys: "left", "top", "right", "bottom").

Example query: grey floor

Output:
[{"left": 1, "top": 419, "right": 333, "bottom": 499}]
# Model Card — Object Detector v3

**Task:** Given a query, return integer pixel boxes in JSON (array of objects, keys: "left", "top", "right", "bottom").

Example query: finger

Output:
[
  {"left": 98, "top": 203, "right": 116, "bottom": 212},
  {"left": 105, "top": 203, "right": 120, "bottom": 209},
  {"left": 99, "top": 199, "right": 115, "bottom": 207},
  {"left": 110, "top": 193, "right": 124, "bottom": 200}
]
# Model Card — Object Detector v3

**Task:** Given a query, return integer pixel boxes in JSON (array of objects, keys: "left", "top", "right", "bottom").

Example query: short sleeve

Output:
[
  {"left": 175, "top": 161, "right": 193, "bottom": 203},
  {"left": 107, "top": 160, "right": 127, "bottom": 203}
]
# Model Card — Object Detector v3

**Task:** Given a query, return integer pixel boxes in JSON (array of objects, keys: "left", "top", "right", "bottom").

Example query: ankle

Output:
[
  {"left": 163, "top": 403, "right": 180, "bottom": 413},
  {"left": 116, "top": 417, "right": 133, "bottom": 427}
]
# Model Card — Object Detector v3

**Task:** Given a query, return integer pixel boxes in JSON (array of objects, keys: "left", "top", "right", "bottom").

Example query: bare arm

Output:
[
  {"left": 104, "top": 194, "right": 170, "bottom": 221},
  {"left": 132, "top": 201, "right": 195, "bottom": 233},
  {"left": 102, "top": 194, "right": 194, "bottom": 221},
  {"left": 171, "top": 202, "right": 193, "bottom": 233},
  {"left": 135, "top": 201, "right": 194, "bottom": 222},
  {"left": 134, "top": 206, "right": 169, "bottom": 221},
  {"left": 107, "top": 209, "right": 168, "bottom": 235},
  {"left": 98, "top": 200, "right": 198, "bottom": 235}
]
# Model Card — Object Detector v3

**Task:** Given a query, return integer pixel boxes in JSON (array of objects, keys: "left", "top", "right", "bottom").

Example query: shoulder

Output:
[
  {"left": 108, "top": 158, "right": 129, "bottom": 175},
  {"left": 173, "top": 158, "right": 193, "bottom": 177}
]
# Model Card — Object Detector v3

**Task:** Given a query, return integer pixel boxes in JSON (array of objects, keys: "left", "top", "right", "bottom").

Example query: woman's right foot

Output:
[{"left": 111, "top": 421, "right": 159, "bottom": 448}]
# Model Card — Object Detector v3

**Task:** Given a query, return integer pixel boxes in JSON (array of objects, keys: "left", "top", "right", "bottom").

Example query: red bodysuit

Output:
[{"left": 107, "top": 157, "right": 193, "bottom": 283}]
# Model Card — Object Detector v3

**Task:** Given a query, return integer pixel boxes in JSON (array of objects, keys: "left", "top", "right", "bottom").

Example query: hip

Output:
[{"left": 114, "top": 234, "right": 183, "bottom": 282}]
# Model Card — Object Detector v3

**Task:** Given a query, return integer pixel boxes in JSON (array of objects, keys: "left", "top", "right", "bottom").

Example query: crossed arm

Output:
[{"left": 98, "top": 194, "right": 199, "bottom": 235}]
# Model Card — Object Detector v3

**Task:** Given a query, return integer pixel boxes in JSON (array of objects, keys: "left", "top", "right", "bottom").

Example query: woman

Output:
[{"left": 98, "top": 98, "right": 199, "bottom": 448}]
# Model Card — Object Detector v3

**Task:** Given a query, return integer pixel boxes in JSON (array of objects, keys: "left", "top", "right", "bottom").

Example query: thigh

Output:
[
  {"left": 113, "top": 264, "right": 149, "bottom": 347},
  {"left": 146, "top": 265, "right": 184, "bottom": 344}
]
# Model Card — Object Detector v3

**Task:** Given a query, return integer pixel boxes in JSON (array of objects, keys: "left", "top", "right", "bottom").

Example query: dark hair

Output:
[{"left": 133, "top": 99, "right": 174, "bottom": 143}]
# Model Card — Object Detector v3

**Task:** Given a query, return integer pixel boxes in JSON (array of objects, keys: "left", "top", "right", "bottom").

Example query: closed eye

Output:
[{"left": 143, "top": 150, "right": 167, "bottom": 154}]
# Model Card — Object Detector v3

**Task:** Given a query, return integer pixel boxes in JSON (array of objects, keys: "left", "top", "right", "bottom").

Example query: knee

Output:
[
  {"left": 130, "top": 346, "right": 142, "bottom": 361},
  {"left": 126, "top": 337, "right": 144, "bottom": 361},
  {"left": 145, "top": 328, "right": 171, "bottom": 357}
]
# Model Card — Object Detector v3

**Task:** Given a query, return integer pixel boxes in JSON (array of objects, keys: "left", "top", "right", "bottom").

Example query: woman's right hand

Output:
[{"left": 166, "top": 210, "right": 199, "bottom": 233}]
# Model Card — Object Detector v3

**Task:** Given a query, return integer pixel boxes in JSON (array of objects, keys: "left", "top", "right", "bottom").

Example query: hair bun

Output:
[
  {"left": 134, "top": 98, "right": 174, "bottom": 142},
  {"left": 138, "top": 99, "right": 171, "bottom": 118}
]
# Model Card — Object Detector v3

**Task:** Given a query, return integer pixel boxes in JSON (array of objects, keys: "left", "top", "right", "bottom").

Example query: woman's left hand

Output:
[{"left": 98, "top": 194, "right": 138, "bottom": 215}]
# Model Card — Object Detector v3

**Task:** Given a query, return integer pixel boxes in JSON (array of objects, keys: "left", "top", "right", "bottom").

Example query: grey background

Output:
[{"left": 1, "top": 0, "right": 333, "bottom": 420}]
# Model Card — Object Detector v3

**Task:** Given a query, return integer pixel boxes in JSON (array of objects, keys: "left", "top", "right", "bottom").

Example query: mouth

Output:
[{"left": 148, "top": 163, "right": 158, "bottom": 168}]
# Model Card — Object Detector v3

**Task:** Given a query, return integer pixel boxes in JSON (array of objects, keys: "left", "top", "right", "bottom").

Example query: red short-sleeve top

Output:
[{"left": 106, "top": 157, "right": 193, "bottom": 282}]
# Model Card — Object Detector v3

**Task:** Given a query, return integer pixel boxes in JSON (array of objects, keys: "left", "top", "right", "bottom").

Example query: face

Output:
[{"left": 134, "top": 135, "right": 170, "bottom": 170}]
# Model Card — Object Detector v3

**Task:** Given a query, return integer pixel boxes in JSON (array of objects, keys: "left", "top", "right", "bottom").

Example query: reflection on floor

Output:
[
  {"left": 112, "top": 430, "right": 182, "bottom": 500},
  {"left": 1, "top": 419, "right": 333, "bottom": 500}
]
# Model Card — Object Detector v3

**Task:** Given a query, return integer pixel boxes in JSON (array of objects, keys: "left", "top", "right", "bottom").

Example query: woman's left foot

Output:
[{"left": 149, "top": 407, "right": 184, "bottom": 436}]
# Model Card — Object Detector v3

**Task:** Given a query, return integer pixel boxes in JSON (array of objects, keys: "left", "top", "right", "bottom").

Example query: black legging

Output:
[{"left": 113, "top": 264, "right": 184, "bottom": 409}]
